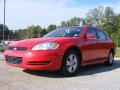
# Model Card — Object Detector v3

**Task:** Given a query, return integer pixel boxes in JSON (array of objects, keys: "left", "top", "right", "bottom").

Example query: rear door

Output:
[{"left": 95, "top": 29, "right": 109, "bottom": 60}]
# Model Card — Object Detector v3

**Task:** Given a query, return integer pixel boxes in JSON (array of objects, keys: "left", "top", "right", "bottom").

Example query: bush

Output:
[
  {"left": 116, "top": 48, "right": 120, "bottom": 57},
  {"left": 118, "top": 37, "right": 120, "bottom": 47},
  {"left": 0, "top": 48, "right": 4, "bottom": 52}
]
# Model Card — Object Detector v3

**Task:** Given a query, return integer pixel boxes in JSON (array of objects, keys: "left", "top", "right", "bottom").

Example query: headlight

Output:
[{"left": 32, "top": 42, "right": 59, "bottom": 50}]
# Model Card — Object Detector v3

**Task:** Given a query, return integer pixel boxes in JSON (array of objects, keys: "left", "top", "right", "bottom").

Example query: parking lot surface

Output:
[
  {"left": 0, "top": 52, "right": 4, "bottom": 60},
  {"left": 0, "top": 53, "right": 120, "bottom": 90}
]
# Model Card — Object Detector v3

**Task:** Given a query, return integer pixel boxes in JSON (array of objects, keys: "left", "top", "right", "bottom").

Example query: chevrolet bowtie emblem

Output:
[{"left": 13, "top": 47, "right": 17, "bottom": 50}]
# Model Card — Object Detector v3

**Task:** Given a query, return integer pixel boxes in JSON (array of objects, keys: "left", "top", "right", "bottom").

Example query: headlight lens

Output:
[{"left": 32, "top": 42, "right": 59, "bottom": 50}]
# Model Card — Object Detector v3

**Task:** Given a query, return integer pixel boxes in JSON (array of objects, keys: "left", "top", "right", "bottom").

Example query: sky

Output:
[{"left": 0, "top": 0, "right": 120, "bottom": 30}]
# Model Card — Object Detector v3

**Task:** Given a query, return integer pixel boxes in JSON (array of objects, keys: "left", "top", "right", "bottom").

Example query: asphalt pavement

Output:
[
  {"left": 0, "top": 52, "right": 4, "bottom": 61},
  {"left": 0, "top": 53, "right": 120, "bottom": 90}
]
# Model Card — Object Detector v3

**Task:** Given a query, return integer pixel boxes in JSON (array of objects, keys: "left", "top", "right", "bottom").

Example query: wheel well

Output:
[
  {"left": 110, "top": 48, "right": 115, "bottom": 56},
  {"left": 64, "top": 46, "right": 82, "bottom": 61}
]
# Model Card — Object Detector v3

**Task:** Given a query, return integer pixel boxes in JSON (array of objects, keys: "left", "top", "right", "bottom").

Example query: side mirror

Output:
[{"left": 85, "top": 34, "right": 94, "bottom": 39}]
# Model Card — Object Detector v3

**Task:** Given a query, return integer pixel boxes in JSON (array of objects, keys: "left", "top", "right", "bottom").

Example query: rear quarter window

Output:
[{"left": 96, "top": 30, "right": 107, "bottom": 40}]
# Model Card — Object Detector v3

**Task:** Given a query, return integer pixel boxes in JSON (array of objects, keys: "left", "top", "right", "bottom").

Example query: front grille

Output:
[
  {"left": 6, "top": 56, "right": 23, "bottom": 64},
  {"left": 8, "top": 47, "right": 27, "bottom": 51}
]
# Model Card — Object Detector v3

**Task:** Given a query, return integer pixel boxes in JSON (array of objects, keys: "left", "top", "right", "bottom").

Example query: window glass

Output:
[
  {"left": 86, "top": 28, "right": 97, "bottom": 39},
  {"left": 97, "top": 30, "right": 107, "bottom": 40},
  {"left": 44, "top": 27, "right": 83, "bottom": 37}
]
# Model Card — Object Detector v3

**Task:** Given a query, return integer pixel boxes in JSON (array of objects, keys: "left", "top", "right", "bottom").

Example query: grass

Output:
[{"left": 115, "top": 48, "right": 120, "bottom": 58}]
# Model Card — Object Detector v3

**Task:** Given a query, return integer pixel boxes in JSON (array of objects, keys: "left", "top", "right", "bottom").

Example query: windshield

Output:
[{"left": 44, "top": 27, "right": 83, "bottom": 37}]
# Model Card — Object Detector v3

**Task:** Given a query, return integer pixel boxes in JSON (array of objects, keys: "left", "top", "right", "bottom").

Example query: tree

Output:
[
  {"left": 114, "top": 14, "right": 120, "bottom": 47},
  {"left": 47, "top": 24, "right": 57, "bottom": 32},
  {"left": 40, "top": 28, "right": 47, "bottom": 37},
  {"left": 67, "top": 17, "right": 81, "bottom": 26},
  {"left": 104, "top": 7, "right": 116, "bottom": 36},
  {"left": 85, "top": 6, "right": 105, "bottom": 28},
  {"left": 0, "top": 24, "right": 9, "bottom": 41},
  {"left": 61, "top": 21, "right": 67, "bottom": 27},
  {"left": 61, "top": 17, "right": 82, "bottom": 27}
]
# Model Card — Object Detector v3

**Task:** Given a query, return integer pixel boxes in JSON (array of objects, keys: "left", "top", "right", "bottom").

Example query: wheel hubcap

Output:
[
  {"left": 66, "top": 54, "right": 78, "bottom": 73},
  {"left": 109, "top": 53, "right": 114, "bottom": 64}
]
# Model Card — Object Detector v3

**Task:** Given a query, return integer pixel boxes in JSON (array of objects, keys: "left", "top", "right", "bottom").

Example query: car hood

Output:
[{"left": 9, "top": 37, "right": 73, "bottom": 48}]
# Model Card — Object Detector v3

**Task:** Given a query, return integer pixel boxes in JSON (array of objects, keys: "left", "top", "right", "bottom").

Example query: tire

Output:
[
  {"left": 105, "top": 51, "right": 114, "bottom": 66},
  {"left": 61, "top": 49, "right": 80, "bottom": 76}
]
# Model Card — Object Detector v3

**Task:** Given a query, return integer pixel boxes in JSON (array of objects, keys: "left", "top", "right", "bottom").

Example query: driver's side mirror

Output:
[{"left": 85, "top": 34, "right": 94, "bottom": 39}]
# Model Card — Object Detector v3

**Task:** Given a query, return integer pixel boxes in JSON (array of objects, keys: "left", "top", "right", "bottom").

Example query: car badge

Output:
[{"left": 13, "top": 47, "right": 17, "bottom": 50}]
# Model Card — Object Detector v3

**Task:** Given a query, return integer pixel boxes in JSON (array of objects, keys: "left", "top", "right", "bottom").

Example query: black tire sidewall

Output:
[
  {"left": 61, "top": 49, "right": 80, "bottom": 76},
  {"left": 105, "top": 51, "right": 114, "bottom": 66},
  {"left": 108, "top": 52, "right": 114, "bottom": 65}
]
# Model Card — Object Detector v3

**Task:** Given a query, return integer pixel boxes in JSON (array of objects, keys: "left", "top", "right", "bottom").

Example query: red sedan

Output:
[{"left": 4, "top": 26, "right": 116, "bottom": 76}]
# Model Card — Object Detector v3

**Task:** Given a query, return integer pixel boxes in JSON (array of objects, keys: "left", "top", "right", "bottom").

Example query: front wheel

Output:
[
  {"left": 61, "top": 50, "right": 80, "bottom": 76},
  {"left": 105, "top": 51, "right": 114, "bottom": 66}
]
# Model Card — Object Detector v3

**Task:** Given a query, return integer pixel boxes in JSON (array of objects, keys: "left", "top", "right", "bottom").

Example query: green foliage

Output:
[
  {"left": 61, "top": 17, "right": 81, "bottom": 27},
  {"left": 0, "top": 48, "right": 3, "bottom": 52},
  {"left": 116, "top": 48, "right": 120, "bottom": 57},
  {"left": 0, "top": 24, "right": 10, "bottom": 41},
  {"left": 40, "top": 28, "right": 48, "bottom": 37},
  {"left": 47, "top": 24, "right": 57, "bottom": 32},
  {"left": 25, "top": 25, "right": 41, "bottom": 38},
  {"left": 118, "top": 37, "right": 120, "bottom": 47}
]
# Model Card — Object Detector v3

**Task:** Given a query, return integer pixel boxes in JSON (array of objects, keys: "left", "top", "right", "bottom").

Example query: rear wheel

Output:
[
  {"left": 105, "top": 51, "right": 114, "bottom": 66},
  {"left": 61, "top": 49, "right": 80, "bottom": 76}
]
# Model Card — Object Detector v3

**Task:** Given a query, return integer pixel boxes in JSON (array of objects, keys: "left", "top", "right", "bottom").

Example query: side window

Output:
[
  {"left": 97, "top": 30, "right": 107, "bottom": 40},
  {"left": 105, "top": 32, "right": 111, "bottom": 40},
  {"left": 86, "top": 28, "right": 97, "bottom": 39}
]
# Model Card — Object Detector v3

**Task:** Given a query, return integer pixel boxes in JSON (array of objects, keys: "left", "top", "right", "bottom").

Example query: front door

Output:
[{"left": 82, "top": 28, "right": 99, "bottom": 65}]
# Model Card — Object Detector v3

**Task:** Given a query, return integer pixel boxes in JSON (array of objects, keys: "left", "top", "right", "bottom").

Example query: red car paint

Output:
[{"left": 4, "top": 26, "right": 116, "bottom": 71}]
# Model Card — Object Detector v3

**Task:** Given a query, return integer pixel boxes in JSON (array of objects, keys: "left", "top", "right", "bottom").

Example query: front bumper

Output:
[{"left": 4, "top": 50, "right": 63, "bottom": 70}]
